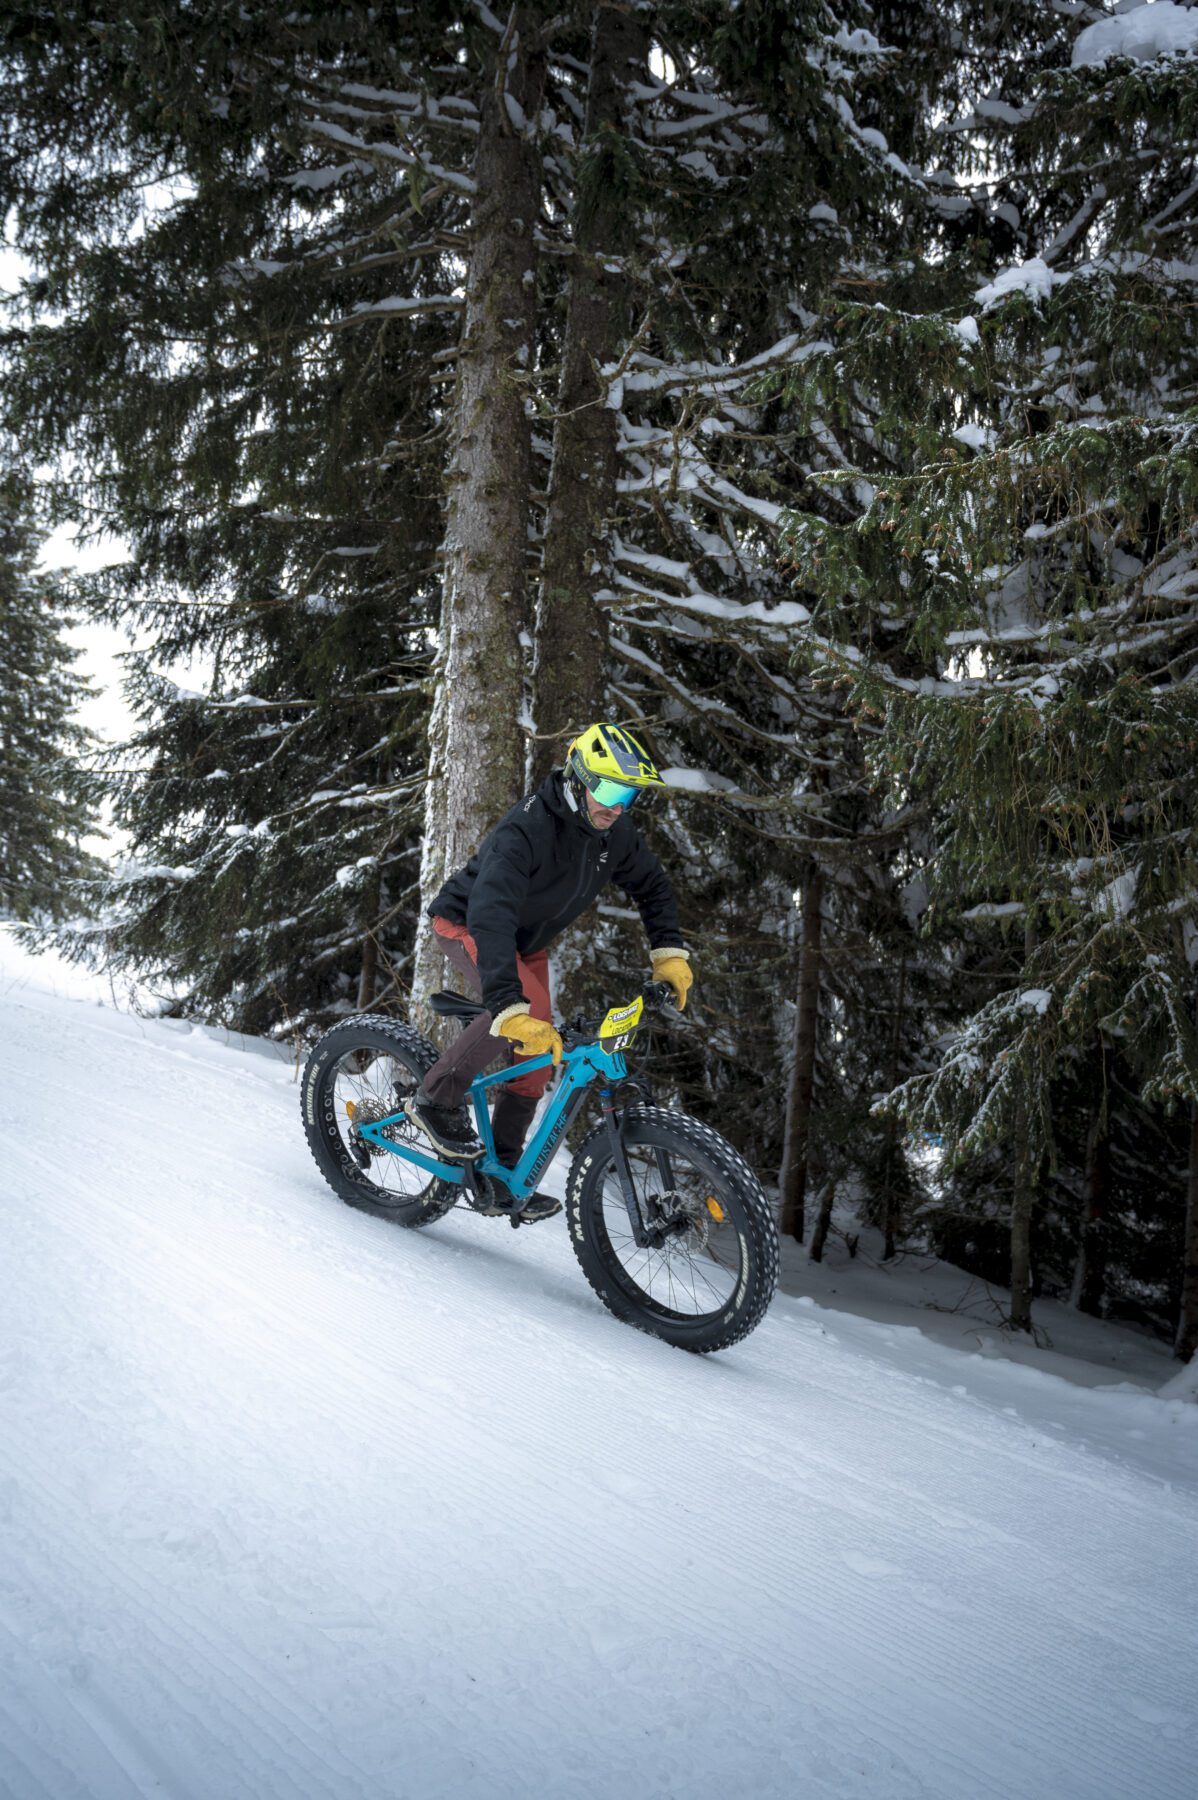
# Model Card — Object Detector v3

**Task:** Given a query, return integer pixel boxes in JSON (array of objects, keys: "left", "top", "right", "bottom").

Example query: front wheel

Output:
[{"left": 566, "top": 1106, "right": 778, "bottom": 1352}]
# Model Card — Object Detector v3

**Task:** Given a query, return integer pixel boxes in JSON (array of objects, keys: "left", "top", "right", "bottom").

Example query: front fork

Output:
[{"left": 599, "top": 1085, "right": 678, "bottom": 1250}]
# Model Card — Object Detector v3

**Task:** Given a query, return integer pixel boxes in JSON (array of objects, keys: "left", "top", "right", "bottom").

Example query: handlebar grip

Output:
[{"left": 643, "top": 979, "right": 678, "bottom": 1009}]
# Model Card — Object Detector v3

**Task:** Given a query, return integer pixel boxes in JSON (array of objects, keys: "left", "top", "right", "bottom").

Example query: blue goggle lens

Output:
[{"left": 590, "top": 776, "right": 641, "bottom": 808}]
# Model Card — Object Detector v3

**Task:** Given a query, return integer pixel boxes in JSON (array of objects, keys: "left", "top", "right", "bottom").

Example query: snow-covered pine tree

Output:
[
  {"left": 508, "top": 1, "right": 956, "bottom": 1197},
  {"left": 0, "top": 2, "right": 469, "bottom": 1029},
  {"left": 560, "top": 2, "right": 1044, "bottom": 1217},
  {"left": 410, "top": 2, "right": 552, "bottom": 1019},
  {"left": 781, "top": 1, "right": 1198, "bottom": 1335},
  {"left": 0, "top": 477, "right": 98, "bottom": 921}
]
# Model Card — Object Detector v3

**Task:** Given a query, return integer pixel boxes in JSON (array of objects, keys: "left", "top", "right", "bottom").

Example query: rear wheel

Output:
[
  {"left": 301, "top": 1013, "right": 458, "bottom": 1226},
  {"left": 566, "top": 1106, "right": 778, "bottom": 1352}
]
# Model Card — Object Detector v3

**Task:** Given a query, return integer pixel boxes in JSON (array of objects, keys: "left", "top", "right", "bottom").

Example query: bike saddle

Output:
[{"left": 428, "top": 989, "right": 487, "bottom": 1022}]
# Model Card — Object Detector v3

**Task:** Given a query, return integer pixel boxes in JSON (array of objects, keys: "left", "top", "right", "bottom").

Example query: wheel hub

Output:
[{"left": 645, "top": 1191, "right": 710, "bottom": 1253}]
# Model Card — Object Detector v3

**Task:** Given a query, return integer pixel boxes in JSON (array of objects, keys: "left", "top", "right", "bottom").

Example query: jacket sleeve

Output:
[
  {"left": 609, "top": 826, "right": 685, "bottom": 952},
  {"left": 464, "top": 818, "right": 536, "bottom": 1017}
]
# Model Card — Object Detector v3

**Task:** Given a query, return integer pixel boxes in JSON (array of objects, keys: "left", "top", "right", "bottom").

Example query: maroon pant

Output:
[{"left": 422, "top": 917, "right": 553, "bottom": 1167}]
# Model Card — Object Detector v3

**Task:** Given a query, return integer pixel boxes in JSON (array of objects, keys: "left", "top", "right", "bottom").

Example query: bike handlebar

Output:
[{"left": 558, "top": 979, "right": 679, "bottom": 1052}]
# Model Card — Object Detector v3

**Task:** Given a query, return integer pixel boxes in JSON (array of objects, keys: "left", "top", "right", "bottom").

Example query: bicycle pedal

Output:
[{"left": 509, "top": 1195, "right": 563, "bottom": 1227}]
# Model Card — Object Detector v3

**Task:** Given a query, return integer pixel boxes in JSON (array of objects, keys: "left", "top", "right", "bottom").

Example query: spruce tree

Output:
[
  {"left": 0, "top": 479, "right": 98, "bottom": 922},
  {"left": 781, "top": 2, "right": 1198, "bottom": 1334},
  {"left": 0, "top": 1, "right": 463, "bottom": 1027}
]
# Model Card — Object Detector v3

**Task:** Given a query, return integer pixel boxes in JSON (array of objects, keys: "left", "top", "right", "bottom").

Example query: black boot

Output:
[
  {"left": 491, "top": 1089, "right": 540, "bottom": 1168},
  {"left": 405, "top": 1085, "right": 484, "bottom": 1160},
  {"left": 489, "top": 1090, "right": 560, "bottom": 1221}
]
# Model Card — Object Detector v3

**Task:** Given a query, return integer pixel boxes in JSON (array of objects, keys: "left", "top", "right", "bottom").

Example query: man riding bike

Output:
[{"left": 405, "top": 722, "right": 693, "bottom": 1220}]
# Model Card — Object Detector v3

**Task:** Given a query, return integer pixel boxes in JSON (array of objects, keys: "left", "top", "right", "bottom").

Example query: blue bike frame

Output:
[{"left": 355, "top": 1035, "right": 631, "bottom": 1203}]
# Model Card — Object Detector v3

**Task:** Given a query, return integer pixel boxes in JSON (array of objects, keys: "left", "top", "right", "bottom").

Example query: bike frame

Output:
[{"left": 355, "top": 1033, "right": 635, "bottom": 1211}]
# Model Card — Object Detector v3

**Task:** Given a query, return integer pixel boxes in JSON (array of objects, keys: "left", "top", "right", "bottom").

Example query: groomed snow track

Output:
[{"left": 2, "top": 943, "right": 1196, "bottom": 1799}]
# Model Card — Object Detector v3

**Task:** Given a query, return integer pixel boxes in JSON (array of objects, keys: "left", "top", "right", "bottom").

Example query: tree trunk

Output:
[
  {"left": 411, "top": 15, "right": 545, "bottom": 1025},
  {"left": 1174, "top": 1101, "right": 1198, "bottom": 1362},
  {"left": 778, "top": 862, "right": 824, "bottom": 1243},
  {"left": 1070, "top": 1097, "right": 1109, "bottom": 1316},
  {"left": 881, "top": 949, "right": 907, "bottom": 1260},
  {"left": 808, "top": 1180, "right": 836, "bottom": 1263},
  {"left": 356, "top": 872, "right": 380, "bottom": 1012},
  {"left": 1009, "top": 912, "right": 1039, "bottom": 1333},
  {"left": 1009, "top": 1151, "right": 1036, "bottom": 1333},
  {"left": 533, "top": 3, "right": 648, "bottom": 774}
]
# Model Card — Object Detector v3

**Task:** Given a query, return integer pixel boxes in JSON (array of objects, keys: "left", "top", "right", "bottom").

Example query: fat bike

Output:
[{"left": 301, "top": 981, "right": 778, "bottom": 1354}]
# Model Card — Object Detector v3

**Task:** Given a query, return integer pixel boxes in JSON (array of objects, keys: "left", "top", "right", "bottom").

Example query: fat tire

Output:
[
  {"left": 301, "top": 1012, "right": 458, "bottom": 1227},
  {"left": 566, "top": 1105, "right": 778, "bottom": 1352}
]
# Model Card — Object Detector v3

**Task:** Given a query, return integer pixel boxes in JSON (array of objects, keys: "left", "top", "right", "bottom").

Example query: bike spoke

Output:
[
  {"left": 597, "top": 1145, "right": 743, "bottom": 1320},
  {"left": 331, "top": 1049, "right": 433, "bottom": 1206}
]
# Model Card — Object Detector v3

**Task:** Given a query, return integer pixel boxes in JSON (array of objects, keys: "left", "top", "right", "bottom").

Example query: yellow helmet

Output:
[{"left": 565, "top": 722, "right": 667, "bottom": 809}]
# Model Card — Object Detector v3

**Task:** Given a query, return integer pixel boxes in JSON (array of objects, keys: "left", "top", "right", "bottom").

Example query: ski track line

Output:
[
  {"left": 0, "top": 1605, "right": 202, "bottom": 1800},
  {"left": 2, "top": 1411, "right": 935, "bottom": 1800},
  {"left": 7, "top": 1173, "right": 1195, "bottom": 1800},
  {"left": 11, "top": 1098, "right": 1198, "bottom": 1597},
  {"left": 1, "top": 1455, "right": 382, "bottom": 1800},
  {"left": 4, "top": 1116, "right": 1187, "bottom": 1569},
  {"left": 1, "top": 1483, "right": 380, "bottom": 1800},
  {"left": 0, "top": 1324, "right": 1079, "bottom": 1800},
  {"left": 17, "top": 1106, "right": 1196, "bottom": 1610}
]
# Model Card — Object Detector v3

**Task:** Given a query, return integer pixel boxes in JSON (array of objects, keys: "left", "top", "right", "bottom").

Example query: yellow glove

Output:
[
  {"left": 650, "top": 948, "right": 693, "bottom": 1012},
  {"left": 492, "top": 1008, "right": 563, "bottom": 1065}
]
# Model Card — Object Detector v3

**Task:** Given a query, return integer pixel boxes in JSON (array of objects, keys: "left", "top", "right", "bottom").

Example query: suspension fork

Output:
[
  {"left": 599, "top": 1087, "right": 650, "bottom": 1249},
  {"left": 617, "top": 1072, "right": 678, "bottom": 1205}
]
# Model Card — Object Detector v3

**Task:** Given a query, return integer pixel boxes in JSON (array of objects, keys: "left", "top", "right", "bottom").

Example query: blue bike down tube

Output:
[{"left": 505, "top": 1056, "right": 596, "bottom": 1200}]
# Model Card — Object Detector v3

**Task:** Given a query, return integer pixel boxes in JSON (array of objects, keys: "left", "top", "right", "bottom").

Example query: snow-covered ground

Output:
[{"left": 2, "top": 929, "right": 1196, "bottom": 1800}]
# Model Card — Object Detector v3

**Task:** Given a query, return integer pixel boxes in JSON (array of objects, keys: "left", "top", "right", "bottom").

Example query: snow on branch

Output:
[
  {"left": 1073, "top": 2, "right": 1198, "bottom": 69},
  {"left": 605, "top": 332, "right": 833, "bottom": 402},
  {"left": 307, "top": 119, "right": 476, "bottom": 195},
  {"left": 612, "top": 636, "right": 804, "bottom": 747},
  {"left": 329, "top": 294, "right": 465, "bottom": 328},
  {"left": 279, "top": 161, "right": 375, "bottom": 193},
  {"left": 604, "top": 574, "right": 809, "bottom": 634}
]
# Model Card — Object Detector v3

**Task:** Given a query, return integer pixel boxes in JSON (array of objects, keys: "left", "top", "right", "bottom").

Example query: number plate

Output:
[{"left": 599, "top": 995, "right": 644, "bottom": 1053}]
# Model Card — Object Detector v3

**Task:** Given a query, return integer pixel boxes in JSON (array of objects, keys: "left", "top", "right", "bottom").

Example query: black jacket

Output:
[{"left": 428, "top": 770, "right": 685, "bottom": 1015}]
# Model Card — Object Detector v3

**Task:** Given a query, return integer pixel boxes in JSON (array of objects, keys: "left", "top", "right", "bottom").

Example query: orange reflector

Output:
[
  {"left": 346, "top": 1100, "right": 358, "bottom": 1121},
  {"left": 705, "top": 1197, "right": 725, "bottom": 1222}
]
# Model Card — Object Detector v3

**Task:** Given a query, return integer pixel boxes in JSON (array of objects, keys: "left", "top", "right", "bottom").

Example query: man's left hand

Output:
[{"left": 650, "top": 948, "right": 693, "bottom": 1011}]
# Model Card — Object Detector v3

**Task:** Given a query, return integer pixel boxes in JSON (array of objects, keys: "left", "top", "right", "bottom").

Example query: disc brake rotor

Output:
[{"left": 345, "top": 1094, "right": 403, "bottom": 1162}]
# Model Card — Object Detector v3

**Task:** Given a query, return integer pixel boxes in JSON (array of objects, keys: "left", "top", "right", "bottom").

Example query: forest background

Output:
[{"left": 2, "top": 0, "right": 1197, "bottom": 1357}]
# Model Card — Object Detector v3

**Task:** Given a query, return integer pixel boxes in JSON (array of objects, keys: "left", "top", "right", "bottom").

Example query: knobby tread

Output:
[
  {"left": 301, "top": 1013, "right": 458, "bottom": 1227},
  {"left": 565, "top": 1105, "right": 778, "bottom": 1353}
]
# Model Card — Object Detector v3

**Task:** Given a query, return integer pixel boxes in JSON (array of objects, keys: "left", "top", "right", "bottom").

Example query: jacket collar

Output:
[{"left": 541, "top": 766, "right": 610, "bottom": 839}]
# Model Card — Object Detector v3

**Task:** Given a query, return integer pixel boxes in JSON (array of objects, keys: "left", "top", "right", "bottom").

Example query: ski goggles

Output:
[{"left": 587, "top": 776, "right": 643, "bottom": 809}]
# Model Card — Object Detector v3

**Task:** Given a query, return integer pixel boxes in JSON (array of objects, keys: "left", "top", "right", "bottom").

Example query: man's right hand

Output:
[{"left": 494, "top": 1011, "right": 563, "bottom": 1065}]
